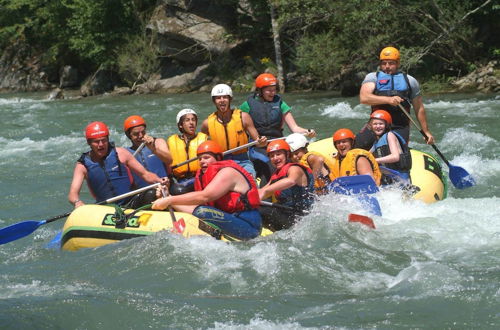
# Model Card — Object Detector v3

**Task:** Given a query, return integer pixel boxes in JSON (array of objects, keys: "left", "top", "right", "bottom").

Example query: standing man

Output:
[
  {"left": 123, "top": 115, "right": 171, "bottom": 188},
  {"left": 68, "top": 121, "right": 164, "bottom": 208},
  {"left": 200, "top": 83, "right": 267, "bottom": 177},
  {"left": 357, "top": 46, "right": 434, "bottom": 149}
]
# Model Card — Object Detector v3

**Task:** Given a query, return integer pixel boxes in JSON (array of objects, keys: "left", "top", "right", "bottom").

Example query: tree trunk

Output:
[{"left": 269, "top": 2, "right": 285, "bottom": 93}]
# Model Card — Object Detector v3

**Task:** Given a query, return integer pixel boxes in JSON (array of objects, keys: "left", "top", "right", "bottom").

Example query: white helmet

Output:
[
  {"left": 176, "top": 108, "right": 197, "bottom": 124},
  {"left": 211, "top": 84, "right": 233, "bottom": 98},
  {"left": 286, "top": 133, "right": 308, "bottom": 152}
]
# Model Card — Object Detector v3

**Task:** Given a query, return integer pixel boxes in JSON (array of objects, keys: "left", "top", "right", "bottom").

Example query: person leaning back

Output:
[{"left": 68, "top": 121, "right": 164, "bottom": 209}]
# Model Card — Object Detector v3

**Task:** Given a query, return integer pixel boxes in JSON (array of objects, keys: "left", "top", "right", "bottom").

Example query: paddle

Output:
[
  {"left": 171, "top": 137, "right": 286, "bottom": 170},
  {"left": 397, "top": 104, "right": 475, "bottom": 189},
  {"left": 132, "top": 142, "right": 146, "bottom": 156},
  {"left": 260, "top": 201, "right": 375, "bottom": 229},
  {"left": 327, "top": 175, "right": 382, "bottom": 216},
  {"left": 160, "top": 187, "right": 185, "bottom": 234},
  {"left": 0, "top": 182, "right": 161, "bottom": 245},
  {"left": 348, "top": 213, "right": 376, "bottom": 229}
]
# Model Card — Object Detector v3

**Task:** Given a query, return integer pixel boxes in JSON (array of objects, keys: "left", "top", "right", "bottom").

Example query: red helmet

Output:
[
  {"left": 196, "top": 140, "right": 223, "bottom": 157},
  {"left": 85, "top": 121, "right": 109, "bottom": 139},
  {"left": 255, "top": 73, "right": 277, "bottom": 89},
  {"left": 266, "top": 139, "right": 290, "bottom": 153},
  {"left": 333, "top": 129, "right": 355, "bottom": 143},
  {"left": 123, "top": 115, "right": 146, "bottom": 132},
  {"left": 370, "top": 110, "right": 392, "bottom": 125}
]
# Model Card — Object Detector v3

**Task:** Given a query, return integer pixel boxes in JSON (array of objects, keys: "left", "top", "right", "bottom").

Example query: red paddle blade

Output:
[
  {"left": 348, "top": 214, "right": 376, "bottom": 229},
  {"left": 171, "top": 218, "right": 186, "bottom": 234}
]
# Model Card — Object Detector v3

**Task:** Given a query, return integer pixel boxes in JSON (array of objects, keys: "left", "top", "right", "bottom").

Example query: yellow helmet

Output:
[{"left": 380, "top": 47, "right": 400, "bottom": 61}]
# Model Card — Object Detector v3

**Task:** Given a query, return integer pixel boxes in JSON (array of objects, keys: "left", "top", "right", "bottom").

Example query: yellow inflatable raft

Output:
[
  {"left": 61, "top": 205, "right": 273, "bottom": 251},
  {"left": 307, "top": 138, "right": 447, "bottom": 203}
]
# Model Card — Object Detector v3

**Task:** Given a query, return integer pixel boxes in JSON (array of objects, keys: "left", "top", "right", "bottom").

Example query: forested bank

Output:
[{"left": 0, "top": 0, "right": 498, "bottom": 96}]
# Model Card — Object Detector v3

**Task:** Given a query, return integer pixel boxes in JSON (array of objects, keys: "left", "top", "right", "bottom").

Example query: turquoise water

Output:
[{"left": 0, "top": 91, "right": 499, "bottom": 328}]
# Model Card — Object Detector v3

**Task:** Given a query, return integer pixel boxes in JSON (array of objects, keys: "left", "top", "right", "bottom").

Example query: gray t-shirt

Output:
[{"left": 362, "top": 72, "right": 421, "bottom": 100}]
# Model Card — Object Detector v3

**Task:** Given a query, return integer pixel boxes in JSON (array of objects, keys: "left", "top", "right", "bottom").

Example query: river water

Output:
[{"left": 0, "top": 91, "right": 498, "bottom": 329}]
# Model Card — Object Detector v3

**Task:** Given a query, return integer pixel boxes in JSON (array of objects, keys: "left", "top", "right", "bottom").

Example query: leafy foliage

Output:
[{"left": 0, "top": 0, "right": 498, "bottom": 89}]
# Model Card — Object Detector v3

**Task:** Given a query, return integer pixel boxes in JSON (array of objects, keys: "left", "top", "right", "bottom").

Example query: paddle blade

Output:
[
  {"left": 45, "top": 231, "right": 62, "bottom": 249},
  {"left": 348, "top": 214, "right": 376, "bottom": 229},
  {"left": 0, "top": 220, "right": 46, "bottom": 245},
  {"left": 357, "top": 194, "right": 383, "bottom": 216},
  {"left": 449, "top": 164, "right": 475, "bottom": 189},
  {"left": 171, "top": 218, "right": 186, "bottom": 234},
  {"left": 328, "top": 175, "right": 379, "bottom": 194}
]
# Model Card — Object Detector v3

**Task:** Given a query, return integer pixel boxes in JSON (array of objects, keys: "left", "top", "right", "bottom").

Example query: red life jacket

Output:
[
  {"left": 194, "top": 160, "right": 260, "bottom": 213},
  {"left": 269, "top": 162, "right": 314, "bottom": 209}
]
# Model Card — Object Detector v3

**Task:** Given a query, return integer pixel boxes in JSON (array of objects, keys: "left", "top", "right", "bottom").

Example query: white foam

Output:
[
  {"left": 425, "top": 99, "right": 497, "bottom": 118},
  {"left": 321, "top": 102, "right": 366, "bottom": 119},
  {"left": 210, "top": 317, "right": 306, "bottom": 330},
  {"left": 0, "top": 279, "right": 97, "bottom": 299}
]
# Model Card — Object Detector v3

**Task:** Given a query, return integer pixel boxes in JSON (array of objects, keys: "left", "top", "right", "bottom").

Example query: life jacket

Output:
[
  {"left": 207, "top": 109, "right": 249, "bottom": 155},
  {"left": 269, "top": 162, "right": 315, "bottom": 210},
  {"left": 373, "top": 71, "right": 412, "bottom": 127},
  {"left": 331, "top": 149, "right": 382, "bottom": 186},
  {"left": 299, "top": 151, "right": 337, "bottom": 194},
  {"left": 247, "top": 94, "right": 283, "bottom": 138},
  {"left": 194, "top": 160, "right": 260, "bottom": 213},
  {"left": 78, "top": 144, "right": 133, "bottom": 204},
  {"left": 373, "top": 131, "right": 412, "bottom": 172},
  {"left": 167, "top": 132, "right": 208, "bottom": 179},
  {"left": 126, "top": 143, "right": 167, "bottom": 188}
]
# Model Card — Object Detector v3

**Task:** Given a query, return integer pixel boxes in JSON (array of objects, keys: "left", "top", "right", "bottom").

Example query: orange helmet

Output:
[
  {"left": 123, "top": 115, "right": 146, "bottom": 132},
  {"left": 380, "top": 46, "right": 400, "bottom": 61},
  {"left": 333, "top": 129, "right": 355, "bottom": 143},
  {"left": 85, "top": 121, "right": 109, "bottom": 139},
  {"left": 255, "top": 73, "right": 277, "bottom": 89},
  {"left": 370, "top": 110, "right": 392, "bottom": 125},
  {"left": 197, "top": 140, "right": 223, "bottom": 158},
  {"left": 266, "top": 139, "right": 290, "bottom": 153}
]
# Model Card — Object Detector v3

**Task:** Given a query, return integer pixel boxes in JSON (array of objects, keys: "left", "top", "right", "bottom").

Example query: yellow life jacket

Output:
[
  {"left": 167, "top": 132, "right": 208, "bottom": 179},
  {"left": 331, "top": 148, "right": 382, "bottom": 186},
  {"left": 299, "top": 150, "right": 337, "bottom": 194},
  {"left": 207, "top": 109, "right": 248, "bottom": 155}
]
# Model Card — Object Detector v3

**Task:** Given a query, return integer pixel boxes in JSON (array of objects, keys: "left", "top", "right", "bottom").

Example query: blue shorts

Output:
[
  {"left": 193, "top": 206, "right": 262, "bottom": 240},
  {"left": 224, "top": 153, "right": 257, "bottom": 178}
]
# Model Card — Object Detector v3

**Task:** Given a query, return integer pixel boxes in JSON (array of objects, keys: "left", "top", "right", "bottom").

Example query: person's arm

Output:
[
  {"left": 374, "top": 132, "right": 401, "bottom": 164},
  {"left": 117, "top": 147, "right": 162, "bottom": 184},
  {"left": 307, "top": 153, "right": 325, "bottom": 180},
  {"left": 412, "top": 95, "right": 434, "bottom": 144},
  {"left": 258, "top": 166, "right": 304, "bottom": 200},
  {"left": 359, "top": 81, "right": 404, "bottom": 107},
  {"left": 356, "top": 157, "right": 375, "bottom": 178},
  {"left": 200, "top": 118, "right": 209, "bottom": 135},
  {"left": 151, "top": 167, "right": 239, "bottom": 210},
  {"left": 143, "top": 135, "right": 172, "bottom": 166},
  {"left": 241, "top": 112, "right": 267, "bottom": 146},
  {"left": 68, "top": 163, "right": 87, "bottom": 208},
  {"left": 282, "top": 112, "right": 316, "bottom": 137}
]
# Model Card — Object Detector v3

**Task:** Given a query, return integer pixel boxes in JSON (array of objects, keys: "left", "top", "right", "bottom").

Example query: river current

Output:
[{"left": 0, "top": 91, "right": 499, "bottom": 329}]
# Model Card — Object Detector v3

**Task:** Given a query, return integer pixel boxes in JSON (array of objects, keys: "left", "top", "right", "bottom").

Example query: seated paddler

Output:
[
  {"left": 258, "top": 140, "right": 315, "bottom": 231},
  {"left": 68, "top": 121, "right": 165, "bottom": 209},
  {"left": 151, "top": 140, "right": 262, "bottom": 240},
  {"left": 123, "top": 115, "right": 172, "bottom": 188},
  {"left": 167, "top": 108, "right": 208, "bottom": 195},
  {"left": 368, "top": 110, "right": 412, "bottom": 184},
  {"left": 327, "top": 128, "right": 382, "bottom": 189},
  {"left": 286, "top": 133, "right": 337, "bottom": 195}
]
